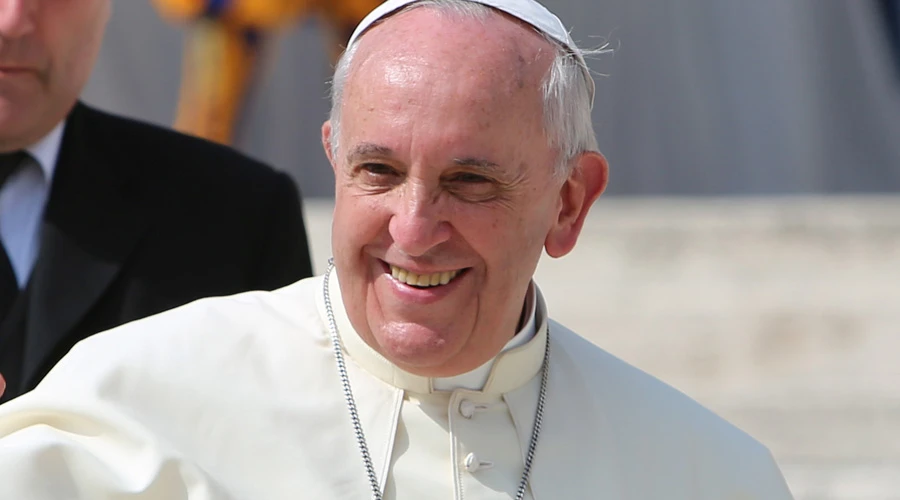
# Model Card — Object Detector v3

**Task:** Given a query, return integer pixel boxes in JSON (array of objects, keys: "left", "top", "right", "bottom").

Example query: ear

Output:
[
  {"left": 322, "top": 120, "right": 337, "bottom": 172},
  {"left": 544, "top": 151, "right": 609, "bottom": 258}
]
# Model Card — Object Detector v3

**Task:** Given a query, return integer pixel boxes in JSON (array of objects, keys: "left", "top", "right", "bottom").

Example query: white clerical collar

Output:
[
  {"left": 325, "top": 266, "right": 547, "bottom": 395},
  {"left": 24, "top": 121, "right": 65, "bottom": 182}
]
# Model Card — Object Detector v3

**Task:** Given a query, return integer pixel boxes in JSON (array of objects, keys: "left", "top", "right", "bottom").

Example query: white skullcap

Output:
[{"left": 347, "top": 0, "right": 595, "bottom": 107}]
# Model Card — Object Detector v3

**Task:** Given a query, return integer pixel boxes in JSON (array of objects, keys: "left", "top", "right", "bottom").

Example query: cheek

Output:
[
  {"left": 333, "top": 193, "right": 390, "bottom": 251},
  {"left": 453, "top": 207, "right": 539, "bottom": 263},
  {"left": 49, "top": 28, "right": 101, "bottom": 89},
  {"left": 453, "top": 198, "right": 554, "bottom": 278}
]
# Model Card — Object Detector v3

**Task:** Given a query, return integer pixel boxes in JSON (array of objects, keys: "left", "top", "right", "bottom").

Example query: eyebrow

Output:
[
  {"left": 452, "top": 157, "right": 501, "bottom": 173},
  {"left": 347, "top": 143, "right": 394, "bottom": 163},
  {"left": 346, "top": 144, "right": 501, "bottom": 172}
]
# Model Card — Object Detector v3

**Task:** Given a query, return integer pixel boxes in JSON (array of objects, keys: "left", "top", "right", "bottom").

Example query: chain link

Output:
[{"left": 323, "top": 259, "right": 383, "bottom": 500}]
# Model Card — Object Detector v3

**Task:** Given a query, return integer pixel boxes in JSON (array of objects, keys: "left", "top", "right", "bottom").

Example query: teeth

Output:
[{"left": 390, "top": 265, "right": 461, "bottom": 288}]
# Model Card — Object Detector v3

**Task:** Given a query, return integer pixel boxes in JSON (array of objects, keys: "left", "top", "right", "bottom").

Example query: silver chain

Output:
[{"left": 323, "top": 258, "right": 549, "bottom": 500}]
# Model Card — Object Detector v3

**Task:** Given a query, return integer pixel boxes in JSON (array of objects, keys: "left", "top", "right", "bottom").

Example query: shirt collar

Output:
[
  {"left": 24, "top": 121, "right": 65, "bottom": 182},
  {"left": 323, "top": 266, "right": 548, "bottom": 395}
]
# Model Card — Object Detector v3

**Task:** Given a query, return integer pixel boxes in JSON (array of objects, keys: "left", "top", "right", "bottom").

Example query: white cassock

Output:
[{"left": 0, "top": 269, "right": 794, "bottom": 499}]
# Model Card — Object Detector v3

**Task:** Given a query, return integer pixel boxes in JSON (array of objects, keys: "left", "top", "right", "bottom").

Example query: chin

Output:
[{"left": 372, "top": 321, "right": 466, "bottom": 372}]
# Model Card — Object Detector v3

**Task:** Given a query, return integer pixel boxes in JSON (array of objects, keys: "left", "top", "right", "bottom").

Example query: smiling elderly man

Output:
[{"left": 0, "top": 0, "right": 794, "bottom": 498}]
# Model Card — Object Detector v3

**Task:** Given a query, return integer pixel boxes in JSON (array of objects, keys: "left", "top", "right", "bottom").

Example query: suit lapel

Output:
[{"left": 22, "top": 103, "right": 149, "bottom": 385}]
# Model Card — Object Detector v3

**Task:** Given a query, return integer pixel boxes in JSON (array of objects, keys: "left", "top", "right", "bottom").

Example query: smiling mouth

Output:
[{"left": 389, "top": 264, "right": 464, "bottom": 288}]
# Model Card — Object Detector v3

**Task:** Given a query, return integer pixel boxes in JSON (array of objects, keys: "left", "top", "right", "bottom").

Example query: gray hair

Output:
[{"left": 328, "top": 0, "right": 602, "bottom": 178}]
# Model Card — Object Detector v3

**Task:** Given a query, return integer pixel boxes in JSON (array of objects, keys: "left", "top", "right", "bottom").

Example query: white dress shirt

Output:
[{"left": 0, "top": 122, "right": 65, "bottom": 288}]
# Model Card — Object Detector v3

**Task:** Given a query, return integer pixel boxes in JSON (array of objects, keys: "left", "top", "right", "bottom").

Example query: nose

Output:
[
  {"left": 388, "top": 181, "right": 452, "bottom": 257},
  {"left": 0, "top": 0, "right": 36, "bottom": 38}
]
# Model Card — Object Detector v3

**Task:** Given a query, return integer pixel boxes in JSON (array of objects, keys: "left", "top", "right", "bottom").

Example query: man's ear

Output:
[
  {"left": 322, "top": 120, "right": 337, "bottom": 171},
  {"left": 544, "top": 151, "right": 609, "bottom": 258}
]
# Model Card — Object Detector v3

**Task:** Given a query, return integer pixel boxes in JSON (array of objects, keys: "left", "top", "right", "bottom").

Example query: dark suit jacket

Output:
[{"left": 0, "top": 102, "right": 313, "bottom": 401}]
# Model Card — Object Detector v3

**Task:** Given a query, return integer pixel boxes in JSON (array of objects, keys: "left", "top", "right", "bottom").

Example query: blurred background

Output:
[{"left": 85, "top": 1, "right": 900, "bottom": 498}]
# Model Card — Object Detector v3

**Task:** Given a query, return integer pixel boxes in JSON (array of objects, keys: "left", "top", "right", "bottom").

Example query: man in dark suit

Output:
[{"left": 0, "top": 0, "right": 313, "bottom": 402}]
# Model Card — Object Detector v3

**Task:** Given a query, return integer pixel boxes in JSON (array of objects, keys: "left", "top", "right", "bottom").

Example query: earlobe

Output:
[{"left": 544, "top": 152, "right": 609, "bottom": 258}]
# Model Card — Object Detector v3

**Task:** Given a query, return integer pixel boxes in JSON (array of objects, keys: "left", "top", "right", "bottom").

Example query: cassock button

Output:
[
  {"left": 459, "top": 399, "right": 490, "bottom": 419},
  {"left": 464, "top": 452, "right": 494, "bottom": 473}
]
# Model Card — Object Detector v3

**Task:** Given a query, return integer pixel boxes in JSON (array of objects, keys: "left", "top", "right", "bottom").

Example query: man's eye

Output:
[
  {"left": 448, "top": 172, "right": 490, "bottom": 184},
  {"left": 360, "top": 163, "right": 397, "bottom": 176},
  {"left": 352, "top": 163, "right": 402, "bottom": 191},
  {"left": 444, "top": 173, "right": 499, "bottom": 202}
]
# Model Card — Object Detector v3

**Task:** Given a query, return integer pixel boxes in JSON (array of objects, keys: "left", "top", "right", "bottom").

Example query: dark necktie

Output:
[{"left": 0, "top": 151, "right": 28, "bottom": 322}]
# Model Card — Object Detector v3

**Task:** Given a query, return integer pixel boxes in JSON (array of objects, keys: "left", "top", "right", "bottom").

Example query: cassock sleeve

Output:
[{"left": 0, "top": 395, "right": 234, "bottom": 499}]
